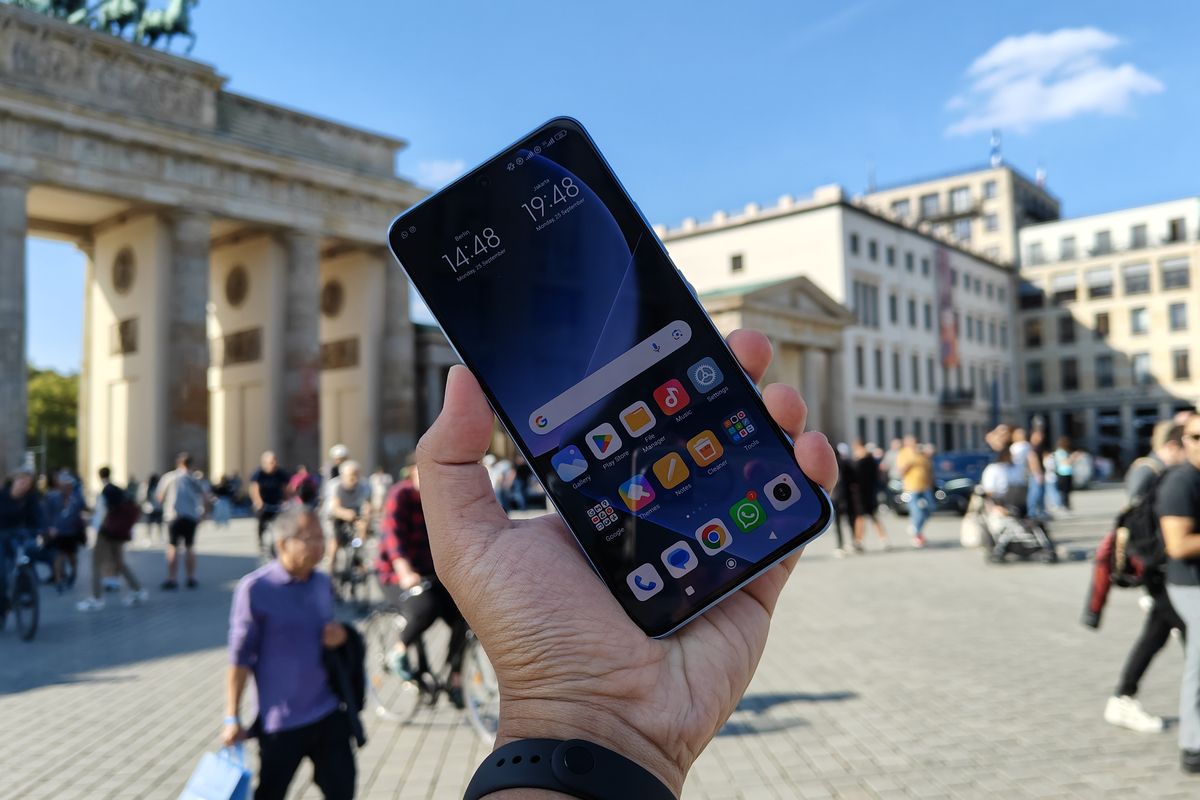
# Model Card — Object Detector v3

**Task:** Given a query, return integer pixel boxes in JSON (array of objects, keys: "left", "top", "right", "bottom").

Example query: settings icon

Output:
[{"left": 687, "top": 357, "right": 725, "bottom": 392}]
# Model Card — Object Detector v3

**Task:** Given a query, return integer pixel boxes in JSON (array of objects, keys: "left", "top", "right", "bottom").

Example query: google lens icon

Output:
[{"left": 695, "top": 518, "right": 732, "bottom": 554}]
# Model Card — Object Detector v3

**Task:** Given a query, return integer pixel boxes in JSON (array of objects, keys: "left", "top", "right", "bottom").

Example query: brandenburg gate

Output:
[{"left": 0, "top": 4, "right": 426, "bottom": 485}]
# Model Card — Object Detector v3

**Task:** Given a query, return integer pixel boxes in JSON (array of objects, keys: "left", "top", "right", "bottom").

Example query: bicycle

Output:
[
  {"left": 330, "top": 517, "right": 371, "bottom": 608},
  {"left": 361, "top": 581, "right": 499, "bottom": 743},
  {"left": 0, "top": 529, "right": 41, "bottom": 642}
]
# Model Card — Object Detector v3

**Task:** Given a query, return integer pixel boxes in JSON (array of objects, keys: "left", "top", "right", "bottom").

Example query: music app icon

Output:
[{"left": 653, "top": 379, "right": 691, "bottom": 416}]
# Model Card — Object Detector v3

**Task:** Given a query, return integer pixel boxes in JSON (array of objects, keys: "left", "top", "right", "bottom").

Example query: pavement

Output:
[{"left": 2, "top": 487, "right": 1198, "bottom": 799}]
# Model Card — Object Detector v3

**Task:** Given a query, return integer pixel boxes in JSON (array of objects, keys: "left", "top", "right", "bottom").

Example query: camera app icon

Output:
[{"left": 763, "top": 473, "right": 801, "bottom": 512}]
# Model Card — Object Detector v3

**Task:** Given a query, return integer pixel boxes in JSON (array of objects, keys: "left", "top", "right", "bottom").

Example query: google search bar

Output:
[{"left": 529, "top": 320, "right": 692, "bottom": 436}]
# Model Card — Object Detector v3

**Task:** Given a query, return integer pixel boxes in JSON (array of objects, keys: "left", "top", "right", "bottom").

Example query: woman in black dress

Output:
[
  {"left": 831, "top": 444, "right": 859, "bottom": 557},
  {"left": 852, "top": 440, "right": 890, "bottom": 551}
]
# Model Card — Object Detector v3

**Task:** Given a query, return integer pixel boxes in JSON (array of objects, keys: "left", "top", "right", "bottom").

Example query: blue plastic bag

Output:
[{"left": 179, "top": 743, "right": 251, "bottom": 800}]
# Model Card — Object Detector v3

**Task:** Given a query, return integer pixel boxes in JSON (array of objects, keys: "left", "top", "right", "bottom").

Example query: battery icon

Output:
[{"left": 554, "top": 131, "right": 567, "bottom": 141}]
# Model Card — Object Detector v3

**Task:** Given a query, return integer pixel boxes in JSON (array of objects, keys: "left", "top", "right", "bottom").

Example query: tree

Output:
[{"left": 27, "top": 365, "right": 79, "bottom": 475}]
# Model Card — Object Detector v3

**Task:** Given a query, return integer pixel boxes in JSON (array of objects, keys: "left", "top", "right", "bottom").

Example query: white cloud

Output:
[
  {"left": 416, "top": 158, "right": 467, "bottom": 188},
  {"left": 946, "top": 27, "right": 1163, "bottom": 136}
]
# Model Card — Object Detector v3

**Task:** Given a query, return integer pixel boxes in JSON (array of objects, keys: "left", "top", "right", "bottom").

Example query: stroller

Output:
[{"left": 976, "top": 487, "right": 1058, "bottom": 564}]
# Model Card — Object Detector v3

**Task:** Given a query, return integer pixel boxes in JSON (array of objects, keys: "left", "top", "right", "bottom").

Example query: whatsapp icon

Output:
[{"left": 729, "top": 496, "right": 767, "bottom": 533}]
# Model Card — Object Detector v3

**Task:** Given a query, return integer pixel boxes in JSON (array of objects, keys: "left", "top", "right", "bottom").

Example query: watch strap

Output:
[{"left": 464, "top": 738, "right": 676, "bottom": 800}]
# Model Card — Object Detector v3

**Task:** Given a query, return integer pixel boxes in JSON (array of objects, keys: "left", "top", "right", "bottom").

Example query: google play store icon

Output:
[{"left": 585, "top": 423, "right": 623, "bottom": 460}]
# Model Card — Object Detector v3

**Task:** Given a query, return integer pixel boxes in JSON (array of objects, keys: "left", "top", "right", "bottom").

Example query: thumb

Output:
[{"left": 416, "top": 365, "right": 510, "bottom": 567}]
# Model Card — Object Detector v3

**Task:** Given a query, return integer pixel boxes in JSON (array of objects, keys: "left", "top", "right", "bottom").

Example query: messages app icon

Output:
[{"left": 550, "top": 445, "right": 588, "bottom": 482}]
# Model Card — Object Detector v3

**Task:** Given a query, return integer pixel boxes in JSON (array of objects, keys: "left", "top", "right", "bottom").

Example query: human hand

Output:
[
  {"left": 417, "top": 329, "right": 837, "bottom": 795},
  {"left": 322, "top": 622, "right": 348, "bottom": 649},
  {"left": 220, "top": 722, "right": 244, "bottom": 748},
  {"left": 392, "top": 558, "right": 422, "bottom": 590}
]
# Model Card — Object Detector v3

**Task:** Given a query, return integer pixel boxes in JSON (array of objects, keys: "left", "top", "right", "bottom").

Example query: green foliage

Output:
[{"left": 27, "top": 364, "right": 78, "bottom": 474}]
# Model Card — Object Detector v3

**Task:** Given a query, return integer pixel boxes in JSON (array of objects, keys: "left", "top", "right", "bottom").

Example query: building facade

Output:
[
  {"left": 1015, "top": 198, "right": 1200, "bottom": 464},
  {"left": 658, "top": 186, "right": 1019, "bottom": 450},
  {"left": 862, "top": 164, "right": 1059, "bottom": 264}
]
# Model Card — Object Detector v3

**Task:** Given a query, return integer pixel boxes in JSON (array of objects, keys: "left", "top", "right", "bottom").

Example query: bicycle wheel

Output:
[
  {"left": 361, "top": 610, "right": 424, "bottom": 722},
  {"left": 331, "top": 546, "right": 353, "bottom": 602},
  {"left": 463, "top": 636, "right": 499, "bottom": 744},
  {"left": 13, "top": 566, "right": 39, "bottom": 642}
]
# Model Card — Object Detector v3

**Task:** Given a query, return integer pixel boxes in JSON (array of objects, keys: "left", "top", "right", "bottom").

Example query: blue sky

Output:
[{"left": 28, "top": 0, "right": 1200, "bottom": 371}]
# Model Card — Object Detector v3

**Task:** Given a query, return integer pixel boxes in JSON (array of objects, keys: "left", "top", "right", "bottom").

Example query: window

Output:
[
  {"left": 919, "top": 193, "right": 939, "bottom": 218},
  {"left": 983, "top": 180, "right": 997, "bottom": 199},
  {"left": 999, "top": 323, "right": 1008, "bottom": 348},
  {"left": 1027, "top": 242, "right": 1045, "bottom": 265},
  {"left": 876, "top": 418, "right": 886, "bottom": 446},
  {"left": 889, "top": 292, "right": 898, "bottom": 324},
  {"left": 891, "top": 199, "right": 911, "bottom": 219},
  {"left": 905, "top": 251, "right": 914, "bottom": 272},
  {"left": 986, "top": 282, "right": 994, "bottom": 299},
  {"left": 1060, "top": 236, "right": 1077, "bottom": 260},
  {"left": 1027, "top": 361, "right": 1044, "bottom": 394},
  {"left": 1096, "top": 354, "right": 1115, "bottom": 389},
  {"left": 1024, "top": 319, "right": 1043, "bottom": 348},
  {"left": 914, "top": 419, "right": 923, "bottom": 441},
  {"left": 849, "top": 233, "right": 860, "bottom": 254},
  {"left": 1050, "top": 273, "right": 1077, "bottom": 304},
  {"left": 966, "top": 316, "right": 974, "bottom": 340},
  {"left": 1161, "top": 258, "right": 1191, "bottom": 290},
  {"left": 894, "top": 418, "right": 904, "bottom": 439},
  {"left": 988, "top": 320, "right": 996, "bottom": 346},
  {"left": 1171, "top": 350, "right": 1190, "bottom": 381},
  {"left": 927, "top": 357, "right": 936, "bottom": 394},
  {"left": 1170, "top": 302, "right": 1188, "bottom": 331},
  {"left": 1167, "top": 217, "right": 1187, "bottom": 243},
  {"left": 954, "top": 218, "right": 972, "bottom": 241},
  {"left": 911, "top": 354, "right": 920, "bottom": 392},
  {"left": 874, "top": 348, "right": 883, "bottom": 389},
  {"left": 969, "top": 365, "right": 977, "bottom": 392},
  {"left": 1174, "top": 349, "right": 1191, "bottom": 381},
  {"left": 857, "top": 416, "right": 867, "bottom": 443},
  {"left": 1093, "top": 230, "right": 1113, "bottom": 255},
  {"left": 886, "top": 246, "right": 896, "bottom": 266},
  {"left": 984, "top": 213, "right": 999, "bottom": 232},
  {"left": 950, "top": 186, "right": 971, "bottom": 212},
  {"left": 921, "top": 257, "right": 930, "bottom": 276},
  {"left": 852, "top": 281, "right": 881, "bottom": 328},
  {"left": 923, "top": 302, "right": 932, "bottom": 330},
  {"left": 1123, "top": 263, "right": 1150, "bottom": 295},
  {"left": 1057, "top": 314, "right": 1075, "bottom": 344},
  {"left": 1132, "top": 353, "right": 1152, "bottom": 386},
  {"left": 1086, "top": 267, "right": 1113, "bottom": 298},
  {"left": 730, "top": 253, "right": 744, "bottom": 273},
  {"left": 1018, "top": 279, "right": 1045, "bottom": 309},
  {"left": 950, "top": 269, "right": 959, "bottom": 288},
  {"left": 998, "top": 286, "right": 1007, "bottom": 302},
  {"left": 893, "top": 351, "right": 902, "bottom": 391},
  {"left": 1094, "top": 312, "right": 1110, "bottom": 340},
  {"left": 868, "top": 240, "right": 878, "bottom": 261},
  {"left": 1003, "top": 368, "right": 1011, "bottom": 402},
  {"left": 1130, "top": 307, "right": 1149, "bottom": 335},
  {"left": 855, "top": 345, "right": 865, "bottom": 387},
  {"left": 1061, "top": 358, "right": 1079, "bottom": 392},
  {"left": 1130, "top": 224, "right": 1147, "bottom": 249},
  {"left": 907, "top": 298, "right": 917, "bottom": 327}
]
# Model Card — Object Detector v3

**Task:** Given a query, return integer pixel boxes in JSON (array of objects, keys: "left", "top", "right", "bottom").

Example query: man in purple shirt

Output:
[{"left": 223, "top": 507, "right": 355, "bottom": 800}]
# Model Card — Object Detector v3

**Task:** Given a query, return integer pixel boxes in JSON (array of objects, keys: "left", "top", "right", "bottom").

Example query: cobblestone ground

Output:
[{"left": 2, "top": 486, "right": 1198, "bottom": 799}]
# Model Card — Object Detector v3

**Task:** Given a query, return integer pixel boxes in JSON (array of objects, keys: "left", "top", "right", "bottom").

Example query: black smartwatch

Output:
[{"left": 464, "top": 738, "right": 677, "bottom": 800}]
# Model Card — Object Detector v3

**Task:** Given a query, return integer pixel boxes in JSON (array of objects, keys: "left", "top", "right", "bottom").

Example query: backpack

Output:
[
  {"left": 1112, "top": 458, "right": 1168, "bottom": 579},
  {"left": 101, "top": 487, "right": 141, "bottom": 542}
]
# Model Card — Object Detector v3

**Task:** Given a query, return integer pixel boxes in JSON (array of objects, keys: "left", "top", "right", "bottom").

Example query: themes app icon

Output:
[
  {"left": 618, "top": 475, "right": 656, "bottom": 512},
  {"left": 550, "top": 445, "right": 589, "bottom": 482},
  {"left": 585, "top": 423, "right": 622, "bottom": 460},
  {"left": 695, "top": 518, "right": 732, "bottom": 555}
]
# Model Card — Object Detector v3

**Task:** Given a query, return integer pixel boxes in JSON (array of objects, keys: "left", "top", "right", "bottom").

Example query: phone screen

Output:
[{"left": 388, "top": 117, "right": 831, "bottom": 636}]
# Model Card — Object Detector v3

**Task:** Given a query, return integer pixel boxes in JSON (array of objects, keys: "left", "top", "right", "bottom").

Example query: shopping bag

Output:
[
  {"left": 179, "top": 744, "right": 251, "bottom": 800},
  {"left": 959, "top": 495, "right": 984, "bottom": 548}
]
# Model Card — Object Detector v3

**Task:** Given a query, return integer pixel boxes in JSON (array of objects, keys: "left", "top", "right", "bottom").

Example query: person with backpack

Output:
[
  {"left": 156, "top": 452, "right": 208, "bottom": 590},
  {"left": 77, "top": 466, "right": 147, "bottom": 612},
  {"left": 1083, "top": 421, "right": 1187, "bottom": 733}
]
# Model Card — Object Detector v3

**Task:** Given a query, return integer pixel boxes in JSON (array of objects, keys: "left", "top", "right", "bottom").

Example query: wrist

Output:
[{"left": 223, "top": 715, "right": 239, "bottom": 726}]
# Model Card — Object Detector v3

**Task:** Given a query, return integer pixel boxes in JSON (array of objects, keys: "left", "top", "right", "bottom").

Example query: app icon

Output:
[
  {"left": 587, "top": 500, "right": 619, "bottom": 531},
  {"left": 534, "top": 414, "right": 549, "bottom": 429},
  {"left": 764, "top": 473, "right": 801, "bottom": 511},
  {"left": 619, "top": 400, "right": 656, "bottom": 437},
  {"left": 730, "top": 492, "right": 767, "bottom": 532},
  {"left": 687, "top": 430, "right": 724, "bottom": 467},
  {"left": 661, "top": 542, "right": 698, "bottom": 578},
  {"left": 653, "top": 379, "right": 691, "bottom": 415},
  {"left": 652, "top": 451, "right": 690, "bottom": 489},
  {"left": 618, "top": 475, "right": 657, "bottom": 512},
  {"left": 626, "top": 563, "right": 664, "bottom": 601},
  {"left": 687, "top": 357, "right": 725, "bottom": 393},
  {"left": 722, "top": 409, "right": 756, "bottom": 442},
  {"left": 550, "top": 445, "right": 589, "bottom": 482},
  {"left": 585, "top": 422, "right": 623, "bottom": 460},
  {"left": 695, "top": 518, "right": 732, "bottom": 555}
]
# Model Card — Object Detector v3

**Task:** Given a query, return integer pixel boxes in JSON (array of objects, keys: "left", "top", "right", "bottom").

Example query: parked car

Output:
[{"left": 884, "top": 450, "right": 992, "bottom": 517}]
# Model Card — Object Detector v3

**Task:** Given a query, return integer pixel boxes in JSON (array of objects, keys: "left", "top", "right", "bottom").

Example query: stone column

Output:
[
  {"left": 0, "top": 175, "right": 28, "bottom": 475},
  {"left": 76, "top": 242, "right": 95, "bottom": 482},
  {"left": 378, "top": 254, "right": 419, "bottom": 472},
  {"left": 165, "top": 212, "right": 212, "bottom": 470},
  {"left": 281, "top": 231, "right": 321, "bottom": 470},
  {"left": 804, "top": 347, "right": 827, "bottom": 435},
  {"left": 825, "top": 347, "right": 845, "bottom": 445}
]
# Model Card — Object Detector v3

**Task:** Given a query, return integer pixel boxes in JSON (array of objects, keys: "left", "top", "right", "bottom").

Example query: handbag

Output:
[
  {"left": 959, "top": 494, "right": 985, "bottom": 548},
  {"left": 179, "top": 744, "right": 251, "bottom": 800}
]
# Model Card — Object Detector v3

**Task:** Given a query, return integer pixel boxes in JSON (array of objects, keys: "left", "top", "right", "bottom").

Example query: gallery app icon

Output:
[
  {"left": 652, "top": 451, "right": 690, "bottom": 489},
  {"left": 626, "top": 563, "right": 664, "bottom": 601},
  {"left": 687, "top": 357, "right": 725, "bottom": 393},
  {"left": 730, "top": 492, "right": 767, "bottom": 532},
  {"left": 722, "top": 409, "right": 756, "bottom": 442},
  {"left": 585, "top": 422, "right": 623, "bottom": 460},
  {"left": 619, "top": 400, "right": 656, "bottom": 437},
  {"left": 661, "top": 542, "right": 698, "bottom": 579},
  {"left": 687, "top": 430, "right": 724, "bottom": 467},
  {"left": 695, "top": 518, "right": 732, "bottom": 555},
  {"left": 653, "top": 379, "right": 691, "bottom": 415},
  {"left": 550, "top": 445, "right": 589, "bottom": 482},
  {"left": 618, "top": 475, "right": 657, "bottom": 512}
]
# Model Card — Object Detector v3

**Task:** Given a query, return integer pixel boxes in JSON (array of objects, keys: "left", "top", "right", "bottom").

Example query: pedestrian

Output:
[
  {"left": 368, "top": 465, "right": 393, "bottom": 520},
  {"left": 851, "top": 439, "right": 889, "bottom": 551},
  {"left": 140, "top": 473, "right": 164, "bottom": 546},
  {"left": 42, "top": 470, "right": 86, "bottom": 591},
  {"left": 1026, "top": 428, "right": 1048, "bottom": 519},
  {"left": 830, "top": 443, "right": 859, "bottom": 558},
  {"left": 250, "top": 451, "right": 290, "bottom": 556},
  {"left": 76, "top": 466, "right": 147, "bottom": 611},
  {"left": 287, "top": 464, "right": 320, "bottom": 508},
  {"left": 325, "top": 444, "right": 349, "bottom": 485},
  {"left": 156, "top": 452, "right": 207, "bottom": 590},
  {"left": 1054, "top": 436, "right": 1076, "bottom": 511},
  {"left": 0, "top": 469, "right": 43, "bottom": 605},
  {"left": 212, "top": 474, "right": 235, "bottom": 529},
  {"left": 898, "top": 435, "right": 935, "bottom": 548},
  {"left": 223, "top": 506, "right": 357, "bottom": 800},
  {"left": 1159, "top": 412, "right": 1200, "bottom": 773},
  {"left": 881, "top": 437, "right": 903, "bottom": 484},
  {"left": 322, "top": 461, "right": 371, "bottom": 574}
]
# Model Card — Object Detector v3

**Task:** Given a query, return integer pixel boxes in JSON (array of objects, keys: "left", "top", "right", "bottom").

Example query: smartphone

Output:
[{"left": 387, "top": 117, "right": 832, "bottom": 637}]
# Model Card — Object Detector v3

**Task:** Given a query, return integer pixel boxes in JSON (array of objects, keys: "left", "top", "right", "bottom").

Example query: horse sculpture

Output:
[
  {"left": 94, "top": 0, "right": 147, "bottom": 37},
  {"left": 135, "top": 0, "right": 197, "bottom": 54},
  {"left": 6, "top": 0, "right": 88, "bottom": 23}
]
